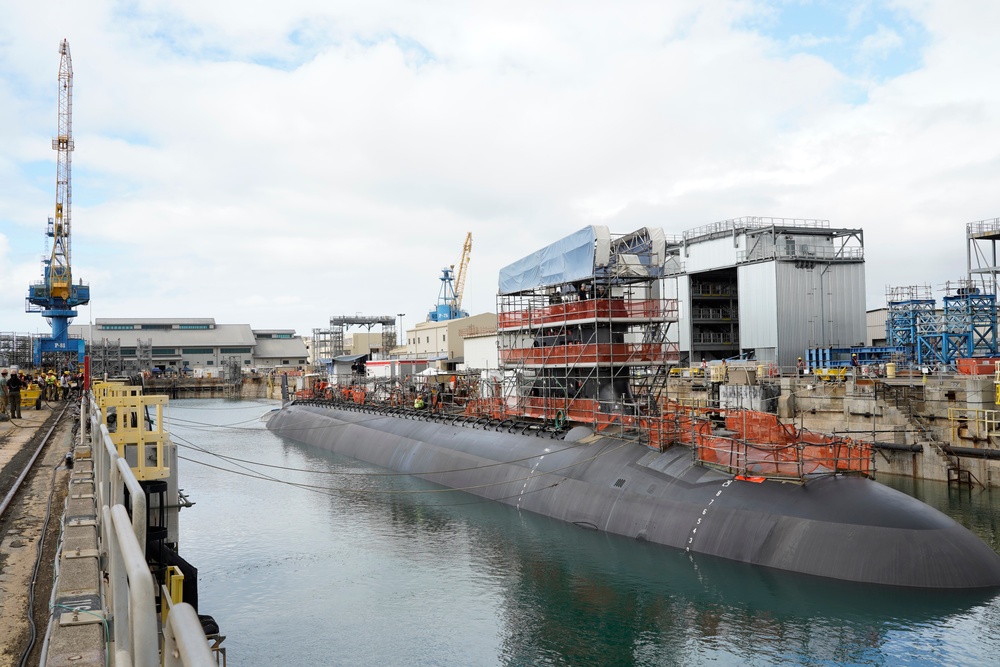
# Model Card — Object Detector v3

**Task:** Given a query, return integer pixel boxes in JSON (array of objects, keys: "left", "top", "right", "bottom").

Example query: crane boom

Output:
[
  {"left": 26, "top": 39, "right": 90, "bottom": 367},
  {"left": 453, "top": 232, "right": 472, "bottom": 312},
  {"left": 50, "top": 39, "right": 74, "bottom": 299}
]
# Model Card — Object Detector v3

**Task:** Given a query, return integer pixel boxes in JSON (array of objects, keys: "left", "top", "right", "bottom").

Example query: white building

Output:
[
  {"left": 668, "top": 217, "right": 866, "bottom": 367},
  {"left": 69, "top": 318, "right": 309, "bottom": 373}
]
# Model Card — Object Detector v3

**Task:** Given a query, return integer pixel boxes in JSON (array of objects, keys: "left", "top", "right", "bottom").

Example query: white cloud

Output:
[{"left": 1, "top": 0, "right": 999, "bottom": 341}]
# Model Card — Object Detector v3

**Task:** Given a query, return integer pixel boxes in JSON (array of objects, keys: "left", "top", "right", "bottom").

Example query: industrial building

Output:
[
  {"left": 666, "top": 217, "right": 866, "bottom": 368},
  {"left": 67, "top": 318, "right": 308, "bottom": 375}
]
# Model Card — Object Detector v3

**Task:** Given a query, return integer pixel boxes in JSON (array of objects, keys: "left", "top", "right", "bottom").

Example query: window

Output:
[
  {"left": 152, "top": 348, "right": 175, "bottom": 355},
  {"left": 182, "top": 348, "right": 214, "bottom": 355},
  {"left": 141, "top": 324, "right": 172, "bottom": 330},
  {"left": 101, "top": 324, "right": 134, "bottom": 330},
  {"left": 207, "top": 360, "right": 214, "bottom": 366},
  {"left": 298, "top": 359, "right": 306, "bottom": 364},
  {"left": 168, "top": 362, "right": 176, "bottom": 366},
  {"left": 221, "top": 347, "right": 252, "bottom": 354},
  {"left": 244, "top": 359, "right": 252, "bottom": 365},
  {"left": 179, "top": 324, "right": 210, "bottom": 330},
  {"left": 120, "top": 347, "right": 136, "bottom": 356},
  {"left": 275, "top": 333, "right": 292, "bottom": 339},
  {"left": 281, "top": 360, "right": 289, "bottom": 365},
  {"left": 442, "top": 335, "right": 446, "bottom": 342},
  {"left": 426, "top": 337, "right": 429, "bottom": 343}
]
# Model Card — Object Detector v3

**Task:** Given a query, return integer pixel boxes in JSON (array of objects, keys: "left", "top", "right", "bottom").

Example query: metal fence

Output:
[{"left": 85, "top": 391, "right": 216, "bottom": 666}]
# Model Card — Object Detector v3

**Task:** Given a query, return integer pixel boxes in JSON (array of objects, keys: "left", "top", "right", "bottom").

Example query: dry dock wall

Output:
[{"left": 670, "top": 374, "right": 1000, "bottom": 488}]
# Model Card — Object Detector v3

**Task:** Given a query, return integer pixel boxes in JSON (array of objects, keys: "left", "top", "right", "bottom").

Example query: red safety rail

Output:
[
  {"left": 500, "top": 343, "right": 679, "bottom": 367},
  {"left": 957, "top": 357, "right": 1000, "bottom": 375},
  {"left": 463, "top": 396, "right": 872, "bottom": 481},
  {"left": 497, "top": 299, "right": 677, "bottom": 330}
]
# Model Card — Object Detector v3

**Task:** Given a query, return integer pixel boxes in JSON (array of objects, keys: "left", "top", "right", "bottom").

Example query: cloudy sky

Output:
[{"left": 1, "top": 1, "right": 998, "bottom": 340}]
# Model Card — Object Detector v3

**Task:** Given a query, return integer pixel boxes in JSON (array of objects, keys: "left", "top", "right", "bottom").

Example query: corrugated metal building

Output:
[
  {"left": 669, "top": 217, "right": 866, "bottom": 367},
  {"left": 68, "top": 318, "right": 308, "bottom": 372}
]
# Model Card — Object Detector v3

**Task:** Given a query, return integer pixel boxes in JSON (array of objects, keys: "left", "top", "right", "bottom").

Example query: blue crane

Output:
[{"left": 26, "top": 39, "right": 90, "bottom": 367}]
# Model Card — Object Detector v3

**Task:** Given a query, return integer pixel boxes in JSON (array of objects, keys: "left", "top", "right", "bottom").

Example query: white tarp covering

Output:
[{"left": 498, "top": 226, "right": 611, "bottom": 295}]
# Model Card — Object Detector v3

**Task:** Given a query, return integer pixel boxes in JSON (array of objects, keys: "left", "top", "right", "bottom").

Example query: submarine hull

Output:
[{"left": 267, "top": 402, "right": 1000, "bottom": 589}]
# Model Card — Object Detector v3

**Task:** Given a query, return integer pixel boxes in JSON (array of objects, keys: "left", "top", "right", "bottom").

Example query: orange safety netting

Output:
[
  {"left": 463, "top": 397, "right": 873, "bottom": 481},
  {"left": 500, "top": 343, "right": 679, "bottom": 366},
  {"left": 497, "top": 299, "right": 678, "bottom": 330}
]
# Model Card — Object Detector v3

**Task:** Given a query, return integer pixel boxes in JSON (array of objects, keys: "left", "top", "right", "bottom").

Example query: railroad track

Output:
[
  {"left": 0, "top": 401, "right": 74, "bottom": 523},
  {"left": 0, "top": 400, "right": 77, "bottom": 667}
]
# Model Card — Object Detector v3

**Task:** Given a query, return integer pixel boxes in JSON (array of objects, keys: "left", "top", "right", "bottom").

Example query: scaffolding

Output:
[
  {"left": 967, "top": 218, "right": 1000, "bottom": 296},
  {"left": 136, "top": 338, "right": 153, "bottom": 372},
  {"left": 327, "top": 315, "right": 397, "bottom": 358},
  {"left": 943, "top": 280, "right": 998, "bottom": 357},
  {"left": 0, "top": 333, "right": 36, "bottom": 369},
  {"left": 90, "top": 338, "right": 122, "bottom": 378},
  {"left": 479, "top": 227, "right": 679, "bottom": 437},
  {"left": 311, "top": 327, "right": 334, "bottom": 367},
  {"left": 886, "top": 285, "right": 936, "bottom": 361}
]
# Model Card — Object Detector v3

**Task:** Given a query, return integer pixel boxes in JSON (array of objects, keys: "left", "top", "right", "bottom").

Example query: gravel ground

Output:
[{"left": 0, "top": 405, "right": 76, "bottom": 666}]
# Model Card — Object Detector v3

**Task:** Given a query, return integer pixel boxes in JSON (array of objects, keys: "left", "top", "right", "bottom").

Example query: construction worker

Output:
[
  {"left": 797, "top": 357, "right": 806, "bottom": 376},
  {"left": 60, "top": 371, "right": 70, "bottom": 400},
  {"left": 0, "top": 369, "right": 8, "bottom": 415},
  {"left": 7, "top": 371, "right": 22, "bottom": 419},
  {"left": 414, "top": 394, "right": 425, "bottom": 410},
  {"left": 45, "top": 371, "right": 57, "bottom": 401}
]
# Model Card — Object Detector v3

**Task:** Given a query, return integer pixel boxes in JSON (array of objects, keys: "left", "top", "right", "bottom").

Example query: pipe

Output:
[
  {"left": 872, "top": 442, "right": 923, "bottom": 452},
  {"left": 943, "top": 445, "right": 1000, "bottom": 460}
]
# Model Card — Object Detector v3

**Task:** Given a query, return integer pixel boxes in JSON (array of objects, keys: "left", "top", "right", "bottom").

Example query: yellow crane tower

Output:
[{"left": 453, "top": 232, "right": 472, "bottom": 314}]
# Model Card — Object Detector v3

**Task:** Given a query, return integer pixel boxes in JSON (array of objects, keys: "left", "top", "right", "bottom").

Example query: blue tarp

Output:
[{"left": 499, "top": 226, "right": 607, "bottom": 295}]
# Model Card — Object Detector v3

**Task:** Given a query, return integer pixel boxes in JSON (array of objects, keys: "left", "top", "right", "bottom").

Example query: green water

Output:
[{"left": 173, "top": 400, "right": 1000, "bottom": 666}]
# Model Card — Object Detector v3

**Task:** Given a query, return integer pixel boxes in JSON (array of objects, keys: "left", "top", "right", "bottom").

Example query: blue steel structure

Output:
[
  {"left": 804, "top": 346, "right": 905, "bottom": 369},
  {"left": 25, "top": 40, "right": 89, "bottom": 366},
  {"left": 427, "top": 267, "right": 468, "bottom": 322},
  {"left": 883, "top": 283, "right": 998, "bottom": 367},
  {"left": 944, "top": 288, "right": 998, "bottom": 357}
]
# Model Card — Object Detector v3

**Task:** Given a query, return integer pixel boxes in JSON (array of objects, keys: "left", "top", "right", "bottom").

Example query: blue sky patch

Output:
[{"left": 745, "top": 0, "right": 928, "bottom": 82}]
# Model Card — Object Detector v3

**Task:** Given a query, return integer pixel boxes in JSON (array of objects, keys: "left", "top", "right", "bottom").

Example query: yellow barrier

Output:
[
  {"left": 948, "top": 407, "right": 1000, "bottom": 441},
  {"left": 93, "top": 381, "right": 170, "bottom": 481},
  {"left": 813, "top": 368, "right": 848, "bottom": 382}
]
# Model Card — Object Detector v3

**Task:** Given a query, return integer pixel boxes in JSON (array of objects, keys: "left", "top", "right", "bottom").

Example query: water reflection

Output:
[
  {"left": 173, "top": 401, "right": 1000, "bottom": 666},
  {"left": 295, "top": 444, "right": 1000, "bottom": 665}
]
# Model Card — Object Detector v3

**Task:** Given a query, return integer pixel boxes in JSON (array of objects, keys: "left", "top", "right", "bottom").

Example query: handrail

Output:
[
  {"left": 105, "top": 504, "right": 158, "bottom": 665},
  {"left": 162, "top": 603, "right": 216, "bottom": 667},
  {"left": 86, "top": 389, "right": 211, "bottom": 666}
]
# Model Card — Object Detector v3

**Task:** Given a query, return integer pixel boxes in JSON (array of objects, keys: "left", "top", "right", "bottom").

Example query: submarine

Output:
[{"left": 268, "top": 226, "right": 1000, "bottom": 589}]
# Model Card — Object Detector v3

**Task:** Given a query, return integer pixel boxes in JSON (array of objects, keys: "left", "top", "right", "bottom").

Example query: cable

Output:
[
  {"left": 18, "top": 463, "right": 62, "bottom": 667},
  {"left": 49, "top": 605, "right": 109, "bottom": 667},
  {"left": 170, "top": 429, "right": 588, "bottom": 478},
  {"left": 177, "top": 437, "right": 632, "bottom": 497}
]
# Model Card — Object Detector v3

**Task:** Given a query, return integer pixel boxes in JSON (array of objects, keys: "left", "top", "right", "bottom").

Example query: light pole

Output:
[{"left": 397, "top": 313, "right": 405, "bottom": 350}]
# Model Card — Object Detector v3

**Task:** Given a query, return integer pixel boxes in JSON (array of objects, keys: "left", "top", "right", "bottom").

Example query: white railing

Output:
[{"left": 84, "top": 392, "right": 214, "bottom": 666}]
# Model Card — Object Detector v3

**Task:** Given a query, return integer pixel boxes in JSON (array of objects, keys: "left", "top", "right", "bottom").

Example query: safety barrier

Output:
[
  {"left": 691, "top": 410, "right": 873, "bottom": 479},
  {"left": 462, "top": 396, "right": 874, "bottom": 482},
  {"left": 948, "top": 407, "right": 1000, "bottom": 441},
  {"left": 497, "top": 298, "right": 679, "bottom": 330},
  {"left": 500, "top": 342, "right": 680, "bottom": 367},
  {"left": 92, "top": 380, "right": 170, "bottom": 481},
  {"left": 83, "top": 390, "right": 215, "bottom": 666}
]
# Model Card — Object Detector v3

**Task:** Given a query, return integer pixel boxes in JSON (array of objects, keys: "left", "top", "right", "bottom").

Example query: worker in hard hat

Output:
[
  {"left": 797, "top": 357, "right": 806, "bottom": 376},
  {"left": 45, "top": 371, "right": 57, "bottom": 401},
  {"left": 60, "top": 371, "right": 70, "bottom": 400}
]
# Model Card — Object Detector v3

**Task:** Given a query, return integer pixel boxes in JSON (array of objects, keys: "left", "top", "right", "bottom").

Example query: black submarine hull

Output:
[{"left": 267, "top": 402, "right": 1000, "bottom": 589}]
